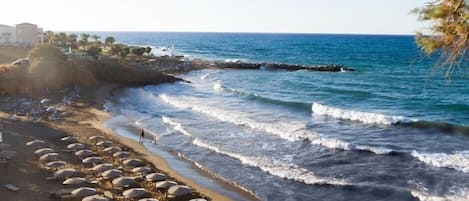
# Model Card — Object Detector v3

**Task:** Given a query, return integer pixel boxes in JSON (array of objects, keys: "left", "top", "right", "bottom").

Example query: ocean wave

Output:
[
  {"left": 411, "top": 189, "right": 469, "bottom": 201},
  {"left": 161, "top": 116, "right": 192, "bottom": 136},
  {"left": 312, "top": 102, "right": 417, "bottom": 125},
  {"left": 411, "top": 150, "right": 469, "bottom": 173},
  {"left": 193, "top": 138, "right": 347, "bottom": 186},
  {"left": 211, "top": 83, "right": 311, "bottom": 110},
  {"left": 200, "top": 73, "right": 213, "bottom": 80}
]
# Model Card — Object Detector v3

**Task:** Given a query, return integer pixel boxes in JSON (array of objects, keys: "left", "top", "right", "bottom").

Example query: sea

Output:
[{"left": 95, "top": 32, "right": 469, "bottom": 201}]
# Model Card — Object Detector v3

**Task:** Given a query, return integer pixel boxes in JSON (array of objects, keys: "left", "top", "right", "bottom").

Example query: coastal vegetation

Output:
[{"left": 414, "top": 0, "right": 468, "bottom": 75}]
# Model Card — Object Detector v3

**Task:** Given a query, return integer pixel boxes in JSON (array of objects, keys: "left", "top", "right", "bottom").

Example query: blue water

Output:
[{"left": 99, "top": 32, "right": 469, "bottom": 201}]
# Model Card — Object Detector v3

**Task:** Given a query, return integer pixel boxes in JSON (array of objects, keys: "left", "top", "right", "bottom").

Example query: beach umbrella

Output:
[
  {"left": 168, "top": 185, "right": 192, "bottom": 198},
  {"left": 0, "top": 150, "right": 17, "bottom": 159},
  {"left": 39, "top": 152, "right": 60, "bottom": 162},
  {"left": 101, "top": 169, "right": 123, "bottom": 179},
  {"left": 34, "top": 148, "right": 54, "bottom": 156},
  {"left": 189, "top": 199, "right": 208, "bottom": 201},
  {"left": 123, "top": 188, "right": 148, "bottom": 199},
  {"left": 112, "top": 177, "right": 136, "bottom": 188},
  {"left": 82, "top": 195, "right": 109, "bottom": 201},
  {"left": 63, "top": 177, "right": 86, "bottom": 185},
  {"left": 145, "top": 173, "right": 167, "bottom": 182},
  {"left": 26, "top": 140, "right": 46, "bottom": 147},
  {"left": 88, "top": 135, "right": 105, "bottom": 143},
  {"left": 46, "top": 160, "right": 67, "bottom": 169},
  {"left": 40, "top": 99, "right": 50, "bottom": 104},
  {"left": 82, "top": 157, "right": 102, "bottom": 165},
  {"left": 131, "top": 167, "right": 153, "bottom": 175},
  {"left": 123, "top": 159, "right": 143, "bottom": 167},
  {"left": 103, "top": 146, "right": 121, "bottom": 154},
  {"left": 113, "top": 151, "right": 130, "bottom": 159},
  {"left": 138, "top": 198, "right": 159, "bottom": 201},
  {"left": 54, "top": 168, "right": 77, "bottom": 179},
  {"left": 75, "top": 149, "right": 95, "bottom": 158},
  {"left": 67, "top": 143, "right": 85, "bottom": 151},
  {"left": 71, "top": 187, "right": 98, "bottom": 197},
  {"left": 61, "top": 136, "right": 78, "bottom": 142},
  {"left": 96, "top": 140, "right": 112, "bottom": 148},
  {"left": 155, "top": 181, "right": 177, "bottom": 190},
  {"left": 91, "top": 163, "right": 113, "bottom": 173}
]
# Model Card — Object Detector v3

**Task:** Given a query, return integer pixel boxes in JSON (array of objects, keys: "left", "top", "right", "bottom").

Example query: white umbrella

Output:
[
  {"left": 61, "top": 136, "right": 78, "bottom": 142},
  {"left": 26, "top": 140, "right": 46, "bottom": 146},
  {"left": 123, "top": 188, "right": 147, "bottom": 199},
  {"left": 155, "top": 181, "right": 177, "bottom": 190},
  {"left": 113, "top": 151, "right": 130, "bottom": 159},
  {"left": 189, "top": 199, "right": 208, "bottom": 201},
  {"left": 63, "top": 177, "right": 86, "bottom": 185},
  {"left": 46, "top": 160, "right": 67, "bottom": 168},
  {"left": 82, "top": 157, "right": 102, "bottom": 165},
  {"left": 101, "top": 169, "right": 122, "bottom": 179},
  {"left": 96, "top": 141, "right": 112, "bottom": 147},
  {"left": 54, "top": 168, "right": 77, "bottom": 178},
  {"left": 145, "top": 173, "right": 167, "bottom": 182},
  {"left": 168, "top": 185, "right": 192, "bottom": 198},
  {"left": 82, "top": 195, "right": 109, "bottom": 201},
  {"left": 40, "top": 99, "right": 50, "bottom": 104},
  {"left": 88, "top": 135, "right": 105, "bottom": 142},
  {"left": 67, "top": 143, "right": 85, "bottom": 151},
  {"left": 34, "top": 148, "right": 54, "bottom": 156},
  {"left": 123, "top": 159, "right": 143, "bottom": 167},
  {"left": 138, "top": 198, "right": 159, "bottom": 201},
  {"left": 0, "top": 150, "right": 17, "bottom": 159},
  {"left": 75, "top": 149, "right": 95, "bottom": 158},
  {"left": 91, "top": 163, "right": 113, "bottom": 173},
  {"left": 71, "top": 187, "right": 98, "bottom": 197},
  {"left": 103, "top": 146, "right": 121, "bottom": 154},
  {"left": 131, "top": 167, "right": 153, "bottom": 174},
  {"left": 112, "top": 177, "right": 136, "bottom": 187},
  {"left": 39, "top": 153, "right": 60, "bottom": 162}
]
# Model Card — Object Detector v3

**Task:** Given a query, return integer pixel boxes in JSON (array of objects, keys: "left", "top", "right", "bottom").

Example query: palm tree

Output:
[
  {"left": 79, "top": 33, "right": 90, "bottom": 48},
  {"left": 91, "top": 34, "right": 100, "bottom": 43},
  {"left": 68, "top": 34, "right": 78, "bottom": 49},
  {"left": 105, "top": 36, "right": 115, "bottom": 46}
]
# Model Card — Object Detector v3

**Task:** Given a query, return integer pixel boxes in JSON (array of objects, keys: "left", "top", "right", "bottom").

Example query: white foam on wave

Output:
[
  {"left": 159, "top": 94, "right": 397, "bottom": 155},
  {"left": 200, "top": 73, "right": 213, "bottom": 80},
  {"left": 193, "top": 138, "right": 347, "bottom": 186},
  {"left": 161, "top": 116, "right": 192, "bottom": 136},
  {"left": 224, "top": 59, "right": 242, "bottom": 63},
  {"left": 411, "top": 189, "right": 469, "bottom": 201},
  {"left": 312, "top": 102, "right": 417, "bottom": 125},
  {"left": 411, "top": 151, "right": 469, "bottom": 173},
  {"left": 213, "top": 83, "right": 224, "bottom": 92}
]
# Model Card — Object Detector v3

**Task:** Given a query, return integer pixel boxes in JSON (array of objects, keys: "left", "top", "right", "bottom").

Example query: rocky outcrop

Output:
[{"left": 212, "top": 61, "right": 354, "bottom": 72}]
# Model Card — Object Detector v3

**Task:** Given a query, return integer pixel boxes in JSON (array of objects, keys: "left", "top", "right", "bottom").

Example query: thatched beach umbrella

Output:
[
  {"left": 82, "top": 195, "right": 109, "bottom": 201},
  {"left": 112, "top": 176, "right": 136, "bottom": 188},
  {"left": 63, "top": 177, "right": 86, "bottom": 185},
  {"left": 89, "top": 135, "right": 105, "bottom": 144},
  {"left": 26, "top": 140, "right": 46, "bottom": 147},
  {"left": 54, "top": 168, "right": 77, "bottom": 179},
  {"left": 61, "top": 136, "right": 78, "bottom": 143},
  {"left": 46, "top": 160, "right": 67, "bottom": 169},
  {"left": 145, "top": 173, "right": 167, "bottom": 182},
  {"left": 113, "top": 151, "right": 130, "bottom": 159},
  {"left": 34, "top": 148, "right": 54, "bottom": 156},
  {"left": 155, "top": 181, "right": 177, "bottom": 190},
  {"left": 131, "top": 167, "right": 153, "bottom": 175},
  {"left": 91, "top": 163, "right": 113, "bottom": 173},
  {"left": 71, "top": 187, "right": 98, "bottom": 197},
  {"left": 138, "top": 198, "right": 159, "bottom": 201},
  {"left": 39, "top": 152, "right": 60, "bottom": 162},
  {"left": 123, "top": 159, "right": 143, "bottom": 167},
  {"left": 0, "top": 150, "right": 17, "bottom": 159},
  {"left": 167, "top": 185, "right": 192, "bottom": 198},
  {"left": 123, "top": 188, "right": 148, "bottom": 199},
  {"left": 103, "top": 146, "right": 121, "bottom": 154},
  {"left": 75, "top": 149, "right": 95, "bottom": 158},
  {"left": 67, "top": 143, "right": 86, "bottom": 151},
  {"left": 82, "top": 157, "right": 102, "bottom": 165},
  {"left": 101, "top": 169, "right": 123, "bottom": 180},
  {"left": 96, "top": 140, "right": 112, "bottom": 148}
]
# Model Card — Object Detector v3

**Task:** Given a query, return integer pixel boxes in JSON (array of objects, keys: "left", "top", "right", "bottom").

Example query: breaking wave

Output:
[
  {"left": 161, "top": 116, "right": 192, "bottom": 136},
  {"left": 193, "top": 138, "right": 347, "bottom": 186},
  {"left": 312, "top": 102, "right": 417, "bottom": 125},
  {"left": 411, "top": 151, "right": 469, "bottom": 173}
]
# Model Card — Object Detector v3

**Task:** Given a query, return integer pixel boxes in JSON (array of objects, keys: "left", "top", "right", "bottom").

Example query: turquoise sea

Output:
[{"left": 97, "top": 32, "right": 469, "bottom": 201}]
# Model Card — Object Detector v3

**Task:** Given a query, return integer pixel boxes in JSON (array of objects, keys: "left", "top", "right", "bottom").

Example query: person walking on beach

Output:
[{"left": 139, "top": 129, "right": 145, "bottom": 144}]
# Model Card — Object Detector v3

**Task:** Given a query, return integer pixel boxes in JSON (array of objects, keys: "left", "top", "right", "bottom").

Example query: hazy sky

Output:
[{"left": 1, "top": 0, "right": 428, "bottom": 34}]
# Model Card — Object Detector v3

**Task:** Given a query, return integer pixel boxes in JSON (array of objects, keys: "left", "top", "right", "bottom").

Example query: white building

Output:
[{"left": 0, "top": 24, "right": 17, "bottom": 45}]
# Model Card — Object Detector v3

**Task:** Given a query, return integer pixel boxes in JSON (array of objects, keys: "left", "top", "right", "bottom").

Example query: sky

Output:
[{"left": 1, "top": 0, "right": 429, "bottom": 35}]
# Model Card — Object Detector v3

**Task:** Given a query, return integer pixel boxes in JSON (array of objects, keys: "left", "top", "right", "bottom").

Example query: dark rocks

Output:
[{"left": 212, "top": 61, "right": 354, "bottom": 72}]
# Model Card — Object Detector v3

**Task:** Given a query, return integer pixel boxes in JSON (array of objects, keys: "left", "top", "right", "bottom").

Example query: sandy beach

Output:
[{"left": 0, "top": 83, "right": 258, "bottom": 201}]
